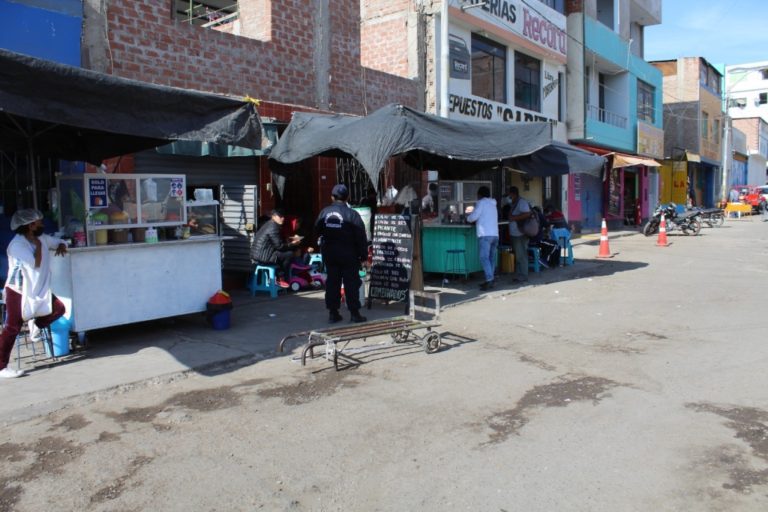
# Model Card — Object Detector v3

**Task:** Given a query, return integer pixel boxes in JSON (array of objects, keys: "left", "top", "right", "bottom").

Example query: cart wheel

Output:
[
  {"left": 391, "top": 331, "right": 409, "bottom": 343},
  {"left": 422, "top": 332, "right": 441, "bottom": 354}
]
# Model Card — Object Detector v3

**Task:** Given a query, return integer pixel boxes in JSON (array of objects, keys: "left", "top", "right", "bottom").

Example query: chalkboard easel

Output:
[{"left": 367, "top": 213, "right": 414, "bottom": 310}]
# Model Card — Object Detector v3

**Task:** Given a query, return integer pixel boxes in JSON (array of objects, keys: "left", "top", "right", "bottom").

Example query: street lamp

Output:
[{"left": 720, "top": 64, "right": 768, "bottom": 203}]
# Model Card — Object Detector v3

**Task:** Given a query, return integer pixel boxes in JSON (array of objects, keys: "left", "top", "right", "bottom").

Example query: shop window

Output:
[
  {"left": 514, "top": 51, "right": 541, "bottom": 112},
  {"left": 171, "top": 0, "right": 238, "bottom": 27},
  {"left": 538, "top": 0, "right": 565, "bottom": 14},
  {"left": 637, "top": 80, "right": 655, "bottom": 124},
  {"left": 759, "top": 92, "right": 768, "bottom": 105},
  {"left": 471, "top": 34, "right": 507, "bottom": 104}
]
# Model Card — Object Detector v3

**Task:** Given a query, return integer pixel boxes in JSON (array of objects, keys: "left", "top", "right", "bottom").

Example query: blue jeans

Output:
[{"left": 478, "top": 236, "right": 498, "bottom": 282}]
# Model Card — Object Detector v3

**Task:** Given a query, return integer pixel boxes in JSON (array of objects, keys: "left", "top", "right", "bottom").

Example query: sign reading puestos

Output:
[
  {"left": 454, "top": 0, "right": 567, "bottom": 59},
  {"left": 369, "top": 214, "right": 413, "bottom": 303}
]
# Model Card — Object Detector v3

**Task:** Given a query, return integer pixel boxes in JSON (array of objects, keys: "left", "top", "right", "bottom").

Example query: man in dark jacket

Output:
[
  {"left": 315, "top": 184, "right": 368, "bottom": 323},
  {"left": 250, "top": 209, "right": 299, "bottom": 287}
]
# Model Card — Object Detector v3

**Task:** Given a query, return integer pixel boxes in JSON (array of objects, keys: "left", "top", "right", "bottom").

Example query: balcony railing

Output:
[{"left": 587, "top": 104, "right": 627, "bottom": 129}]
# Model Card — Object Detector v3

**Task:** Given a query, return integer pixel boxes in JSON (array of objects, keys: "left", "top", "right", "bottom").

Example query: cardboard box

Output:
[{"left": 500, "top": 250, "right": 515, "bottom": 273}]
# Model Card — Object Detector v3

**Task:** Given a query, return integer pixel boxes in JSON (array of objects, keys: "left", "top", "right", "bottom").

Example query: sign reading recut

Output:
[
  {"left": 456, "top": 0, "right": 567, "bottom": 58},
  {"left": 369, "top": 214, "right": 413, "bottom": 303}
]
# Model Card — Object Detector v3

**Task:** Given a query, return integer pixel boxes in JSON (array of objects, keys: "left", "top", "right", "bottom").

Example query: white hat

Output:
[{"left": 10, "top": 209, "right": 43, "bottom": 231}]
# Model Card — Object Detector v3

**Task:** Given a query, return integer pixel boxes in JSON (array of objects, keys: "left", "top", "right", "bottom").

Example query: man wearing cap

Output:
[
  {"left": 250, "top": 209, "right": 301, "bottom": 288},
  {"left": 1, "top": 209, "right": 67, "bottom": 378},
  {"left": 315, "top": 184, "right": 369, "bottom": 323}
]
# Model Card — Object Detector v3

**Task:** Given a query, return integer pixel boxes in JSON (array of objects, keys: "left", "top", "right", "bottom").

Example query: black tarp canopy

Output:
[
  {"left": 0, "top": 48, "right": 263, "bottom": 164},
  {"left": 269, "top": 103, "right": 604, "bottom": 188}
]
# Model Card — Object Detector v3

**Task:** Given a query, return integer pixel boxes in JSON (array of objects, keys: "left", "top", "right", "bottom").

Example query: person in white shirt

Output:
[
  {"left": 466, "top": 186, "right": 499, "bottom": 290},
  {"left": 1, "top": 209, "right": 67, "bottom": 378}
]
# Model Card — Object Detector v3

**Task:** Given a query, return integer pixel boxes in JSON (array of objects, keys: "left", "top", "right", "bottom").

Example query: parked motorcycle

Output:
[
  {"left": 642, "top": 203, "right": 702, "bottom": 237},
  {"left": 693, "top": 207, "right": 725, "bottom": 228}
]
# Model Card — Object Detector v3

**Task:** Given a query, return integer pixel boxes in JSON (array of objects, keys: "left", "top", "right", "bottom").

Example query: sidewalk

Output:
[{"left": 0, "top": 231, "right": 641, "bottom": 425}]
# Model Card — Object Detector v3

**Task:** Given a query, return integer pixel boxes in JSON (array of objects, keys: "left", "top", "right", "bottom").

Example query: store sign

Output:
[
  {"left": 448, "top": 93, "right": 557, "bottom": 124},
  {"left": 369, "top": 214, "right": 413, "bottom": 303},
  {"left": 456, "top": 0, "right": 566, "bottom": 58},
  {"left": 89, "top": 178, "right": 108, "bottom": 208},
  {"left": 637, "top": 121, "right": 664, "bottom": 159}
]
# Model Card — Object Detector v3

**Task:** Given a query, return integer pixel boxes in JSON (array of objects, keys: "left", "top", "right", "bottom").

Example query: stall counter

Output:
[
  {"left": 421, "top": 223, "right": 482, "bottom": 275},
  {"left": 51, "top": 236, "right": 224, "bottom": 334}
]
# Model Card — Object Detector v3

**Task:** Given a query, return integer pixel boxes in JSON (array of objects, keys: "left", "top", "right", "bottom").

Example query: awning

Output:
[
  {"left": 608, "top": 152, "right": 661, "bottom": 169},
  {"left": 269, "top": 103, "right": 605, "bottom": 188},
  {"left": 684, "top": 151, "right": 701, "bottom": 163},
  {"left": 0, "top": 48, "right": 263, "bottom": 163}
]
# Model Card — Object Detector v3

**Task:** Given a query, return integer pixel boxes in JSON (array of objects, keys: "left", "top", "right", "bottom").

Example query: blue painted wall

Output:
[
  {"left": 0, "top": 0, "right": 82, "bottom": 65},
  {"left": 584, "top": 17, "right": 663, "bottom": 153}
]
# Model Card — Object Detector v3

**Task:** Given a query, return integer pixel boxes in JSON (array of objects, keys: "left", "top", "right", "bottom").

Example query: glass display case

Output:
[
  {"left": 58, "top": 173, "right": 187, "bottom": 246},
  {"left": 437, "top": 180, "right": 492, "bottom": 224},
  {"left": 185, "top": 199, "right": 220, "bottom": 237}
]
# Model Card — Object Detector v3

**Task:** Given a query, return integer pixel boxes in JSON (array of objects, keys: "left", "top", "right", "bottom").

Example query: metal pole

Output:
[
  {"left": 28, "top": 138, "right": 38, "bottom": 210},
  {"left": 720, "top": 106, "right": 730, "bottom": 206}
]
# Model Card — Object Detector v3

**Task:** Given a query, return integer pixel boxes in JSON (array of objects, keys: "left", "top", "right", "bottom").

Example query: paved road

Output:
[{"left": 1, "top": 217, "right": 767, "bottom": 511}]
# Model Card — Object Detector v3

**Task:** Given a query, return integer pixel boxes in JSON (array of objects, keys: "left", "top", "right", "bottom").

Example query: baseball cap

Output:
[{"left": 331, "top": 184, "right": 349, "bottom": 199}]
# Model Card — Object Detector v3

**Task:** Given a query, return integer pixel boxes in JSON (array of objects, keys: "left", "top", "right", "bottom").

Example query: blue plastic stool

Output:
[
  {"left": 443, "top": 249, "right": 468, "bottom": 283},
  {"left": 528, "top": 246, "right": 541, "bottom": 273},
  {"left": 551, "top": 228, "right": 574, "bottom": 266},
  {"left": 249, "top": 264, "right": 279, "bottom": 298}
]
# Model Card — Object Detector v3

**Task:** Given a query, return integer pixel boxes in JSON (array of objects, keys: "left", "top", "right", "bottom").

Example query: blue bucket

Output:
[
  {"left": 211, "top": 309, "right": 231, "bottom": 330},
  {"left": 47, "top": 317, "right": 71, "bottom": 357}
]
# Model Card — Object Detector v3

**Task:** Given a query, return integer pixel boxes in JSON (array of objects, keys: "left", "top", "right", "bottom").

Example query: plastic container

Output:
[
  {"left": 47, "top": 316, "right": 71, "bottom": 357},
  {"left": 210, "top": 309, "right": 231, "bottom": 330},
  {"left": 145, "top": 227, "right": 158, "bottom": 243},
  {"left": 206, "top": 291, "right": 233, "bottom": 330}
]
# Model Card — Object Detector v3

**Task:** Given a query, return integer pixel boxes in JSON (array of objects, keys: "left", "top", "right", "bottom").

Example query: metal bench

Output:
[{"left": 278, "top": 291, "right": 442, "bottom": 370}]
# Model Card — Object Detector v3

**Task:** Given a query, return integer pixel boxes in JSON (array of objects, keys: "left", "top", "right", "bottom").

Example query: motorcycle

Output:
[
  {"left": 642, "top": 203, "right": 702, "bottom": 237},
  {"left": 693, "top": 207, "right": 725, "bottom": 228}
]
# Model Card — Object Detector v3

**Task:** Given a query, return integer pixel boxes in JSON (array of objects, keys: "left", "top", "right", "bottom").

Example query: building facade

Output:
[
  {"left": 725, "top": 62, "right": 768, "bottom": 186},
  {"left": 565, "top": 0, "right": 663, "bottom": 231},
  {"left": 651, "top": 57, "right": 723, "bottom": 208},
  {"left": 731, "top": 117, "right": 768, "bottom": 185}
]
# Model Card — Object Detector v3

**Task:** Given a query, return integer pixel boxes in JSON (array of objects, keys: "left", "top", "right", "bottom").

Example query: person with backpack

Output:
[{"left": 506, "top": 186, "right": 533, "bottom": 282}]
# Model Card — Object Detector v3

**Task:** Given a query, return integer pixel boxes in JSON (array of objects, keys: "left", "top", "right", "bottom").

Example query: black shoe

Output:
[
  {"left": 479, "top": 280, "right": 493, "bottom": 290},
  {"left": 328, "top": 310, "right": 342, "bottom": 323},
  {"left": 350, "top": 312, "right": 367, "bottom": 323}
]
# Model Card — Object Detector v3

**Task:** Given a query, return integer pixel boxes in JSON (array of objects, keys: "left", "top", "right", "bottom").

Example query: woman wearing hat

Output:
[{"left": 1, "top": 209, "right": 67, "bottom": 378}]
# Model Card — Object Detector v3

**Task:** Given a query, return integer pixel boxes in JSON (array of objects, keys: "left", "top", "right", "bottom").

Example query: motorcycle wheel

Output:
[
  {"left": 712, "top": 214, "right": 724, "bottom": 227},
  {"left": 642, "top": 220, "right": 658, "bottom": 237},
  {"left": 687, "top": 219, "right": 702, "bottom": 236}
]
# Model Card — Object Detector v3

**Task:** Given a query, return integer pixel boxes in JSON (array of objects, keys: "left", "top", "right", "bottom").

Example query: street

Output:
[{"left": 2, "top": 218, "right": 768, "bottom": 511}]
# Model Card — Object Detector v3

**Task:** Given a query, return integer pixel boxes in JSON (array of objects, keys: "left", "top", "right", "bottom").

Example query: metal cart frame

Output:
[{"left": 278, "top": 291, "right": 441, "bottom": 370}]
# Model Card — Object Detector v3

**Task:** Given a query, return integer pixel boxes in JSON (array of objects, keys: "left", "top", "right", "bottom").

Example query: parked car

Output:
[{"left": 742, "top": 185, "right": 768, "bottom": 212}]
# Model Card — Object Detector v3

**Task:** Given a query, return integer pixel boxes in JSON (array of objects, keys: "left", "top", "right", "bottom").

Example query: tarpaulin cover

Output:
[
  {"left": 269, "top": 104, "right": 604, "bottom": 187},
  {"left": 0, "top": 48, "right": 262, "bottom": 163}
]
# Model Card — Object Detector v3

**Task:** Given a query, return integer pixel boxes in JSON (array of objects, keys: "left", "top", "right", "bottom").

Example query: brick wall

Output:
[
  {"left": 360, "top": 0, "right": 412, "bottom": 77},
  {"left": 102, "top": 0, "right": 419, "bottom": 116},
  {"left": 733, "top": 118, "right": 760, "bottom": 152}
]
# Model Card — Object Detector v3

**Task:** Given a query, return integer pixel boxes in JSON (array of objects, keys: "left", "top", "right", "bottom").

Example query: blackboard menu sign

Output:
[{"left": 369, "top": 214, "right": 413, "bottom": 302}]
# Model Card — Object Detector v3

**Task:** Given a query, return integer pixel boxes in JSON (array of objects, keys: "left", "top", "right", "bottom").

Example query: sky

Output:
[{"left": 644, "top": 0, "right": 768, "bottom": 68}]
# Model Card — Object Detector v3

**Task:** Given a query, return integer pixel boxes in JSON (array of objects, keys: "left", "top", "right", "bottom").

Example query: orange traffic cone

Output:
[
  {"left": 597, "top": 218, "right": 613, "bottom": 258},
  {"left": 656, "top": 213, "right": 670, "bottom": 247}
]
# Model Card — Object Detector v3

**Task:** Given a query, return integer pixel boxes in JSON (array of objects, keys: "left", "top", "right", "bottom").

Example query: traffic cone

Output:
[
  {"left": 596, "top": 218, "right": 613, "bottom": 258},
  {"left": 656, "top": 213, "right": 670, "bottom": 247}
]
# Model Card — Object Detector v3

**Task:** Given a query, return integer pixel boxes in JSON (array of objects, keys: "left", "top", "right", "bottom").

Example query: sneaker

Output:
[
  {"left": 0, "top": 367, "right": 24, "bottom": 379},
  {"left": 328, "top": 310, "right": 343, "bottom": 323},
  {"left": 276, "top": 278, "right": 290, "bottom": 289},
  {"left": 350, "top": 312, "right": 367, "bottom": 323}
]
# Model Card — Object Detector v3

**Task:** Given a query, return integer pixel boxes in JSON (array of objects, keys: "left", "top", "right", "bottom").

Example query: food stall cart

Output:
[
  {"left": 421, "top": 180, "right": 492, "bottom": 275},
  {"left": 51, "top": 173, "right": 224, "bottom": 336}
]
